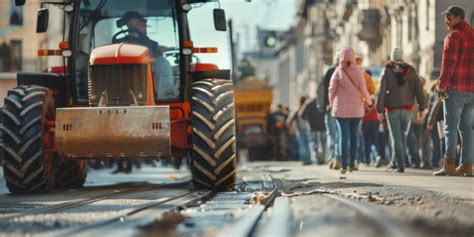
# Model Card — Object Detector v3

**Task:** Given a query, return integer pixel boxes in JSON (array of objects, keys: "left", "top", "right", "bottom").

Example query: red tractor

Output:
[{"left": 1, "top": 0, "right": 237, "bottom": 193}]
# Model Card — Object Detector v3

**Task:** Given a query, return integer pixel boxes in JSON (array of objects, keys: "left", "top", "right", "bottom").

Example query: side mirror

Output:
[
  {"left": 213, "top": 9, "right": 227, "bottom": 31},
  {"left": 36, "top": 8, "right": 49, "bottom": 33},
  {"left": 15, "top": 0, "right": 26, "bottom": 6}
]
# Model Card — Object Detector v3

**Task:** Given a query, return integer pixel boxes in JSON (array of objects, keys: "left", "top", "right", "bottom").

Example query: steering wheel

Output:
[
  {"left": 111, "top": 29, "right": 144, "bottom": 43},
  {"left": 162, "top": 47, "right": 179, "bottom": 63}
]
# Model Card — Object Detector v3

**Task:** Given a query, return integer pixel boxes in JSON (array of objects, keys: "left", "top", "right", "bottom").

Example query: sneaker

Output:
[
  {"left": 375, "top": 156, "right": 387, "bottom": 168},
  {"left": 341, "top": 168, "right": 347, "bottom": 174},
  {"left": 333, "top": 159, "right": 341, "bottom": 170},
  {"left": 348, "top": 167, "right": 353, "bottom": 173}
]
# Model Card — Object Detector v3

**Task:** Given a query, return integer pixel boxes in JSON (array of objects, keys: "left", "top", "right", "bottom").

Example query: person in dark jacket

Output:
[
  {"left": 287, "top": 97, "right": 312, "bottom": 165},
  {"left": 375, "top": 47, "right": 425, "bottom": 173},
  {"left": 300, "top": 97, "right": 326, "bottom": 164},
  {"left": 323, "top": 54, "right": 341, "bottom": 169}
]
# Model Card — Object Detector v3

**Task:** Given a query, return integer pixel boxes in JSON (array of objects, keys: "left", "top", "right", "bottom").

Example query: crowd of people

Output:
[{"left": 284, "top": 5, "right": 473, "bottom": 177}]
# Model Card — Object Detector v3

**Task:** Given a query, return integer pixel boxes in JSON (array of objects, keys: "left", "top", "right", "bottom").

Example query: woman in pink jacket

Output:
[{"left": 329, "top": 47, "right": 372, "bottom": 174}]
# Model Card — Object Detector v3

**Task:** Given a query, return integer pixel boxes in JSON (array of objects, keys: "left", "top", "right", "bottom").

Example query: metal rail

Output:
[
  {"left": 215, "top": 173, "right": 278, "bottom": 237},
  {"left": 0, "top": 186, "right": 152, "bottom": 222},
  {"left": 0, "top": 179, "right": 191, "bottom": 222},
  {"left": 51, "top": 189, "right": 213, "bottom": 236}
]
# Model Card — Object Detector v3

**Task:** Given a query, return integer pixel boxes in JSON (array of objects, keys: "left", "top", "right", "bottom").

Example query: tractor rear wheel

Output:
[
  {"left": 55, "top": 159, "right": 87, "bottom": 189},
  {"left": 190, "top": 79, "right": 237, "bottom": 191},
  {"left": 1, "top": 86, "right": 56, "bottom": 193}
]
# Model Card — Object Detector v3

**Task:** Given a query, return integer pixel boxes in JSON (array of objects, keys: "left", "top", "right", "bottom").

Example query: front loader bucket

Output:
[{"left": 55, "top": 106, "right": 170, "bottom": 159}]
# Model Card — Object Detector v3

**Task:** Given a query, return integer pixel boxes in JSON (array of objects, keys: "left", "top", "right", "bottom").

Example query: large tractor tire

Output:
[
  {"left": 190, "top": 79, "right": 237, "bottom": 191},
  {"left": 55, "top": 159, "right": 87, "bottom": 189},
  {"left": 1, "top": 86, "right": 56, "bottom": 193}
]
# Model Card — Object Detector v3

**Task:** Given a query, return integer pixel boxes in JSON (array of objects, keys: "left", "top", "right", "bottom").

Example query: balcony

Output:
[{"left": 356, "top": 9, "right": 381, "bottom": 42}]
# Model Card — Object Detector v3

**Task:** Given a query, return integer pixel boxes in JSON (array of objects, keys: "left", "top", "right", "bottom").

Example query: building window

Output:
[
  {"left": 9, "top": 0, "right": 23, "bottom": 25},
  {"left": 0, "top": 40, "right": 21, "bottom": 72},
  {"left": 10, "top": 40, "right": 23, "bottom": 71}
]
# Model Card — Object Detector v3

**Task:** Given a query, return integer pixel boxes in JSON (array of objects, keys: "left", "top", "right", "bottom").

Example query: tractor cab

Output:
[{"left": 75, "top": 0, "right": 182, "bottom": 104}]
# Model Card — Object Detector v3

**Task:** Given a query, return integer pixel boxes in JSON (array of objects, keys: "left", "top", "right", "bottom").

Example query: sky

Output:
[
  {"left": 220, "top": 0, "right": 296, "bottom": 51},
  {"left": 189, "top": 0, "right": 296, "bottom": 69}
]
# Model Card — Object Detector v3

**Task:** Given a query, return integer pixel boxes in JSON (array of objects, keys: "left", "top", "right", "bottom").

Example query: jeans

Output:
[
  {"left": 310, "top": 131, "right": 326, "bottom": 162},
  {"left": 289, "top": 135, "right": 299, "bottom": 161},
  {"left": 443, "top": 88, "right": 474, "bottom": 164},
  {"left": 297, "top": 130, "right": 312, "bottom": 164},
  {"left": 325, "top": 113, "right": 340, "bottom": 159},
  {"left": 386, "top": 110, "right": 411, "bottom": 171},
  {"left": 406, "top": 123, "right": 423, "bottom": 167},
  {"left": 362, "top": 121, "right": 380, "bottom": 164},
  {"left": 335, "top": 118, "right": 362, "bottom": 169},
  {"left": 357, "top": 128, "right": 365, "bottom": 163},
  {"left": 430, "top": 126, "right": 441, "bottom": 167}
]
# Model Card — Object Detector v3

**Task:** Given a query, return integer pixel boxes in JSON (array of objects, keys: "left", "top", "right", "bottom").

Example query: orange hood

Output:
[{"left": 90, "top": 43, "right": 152, "bottom": 65}]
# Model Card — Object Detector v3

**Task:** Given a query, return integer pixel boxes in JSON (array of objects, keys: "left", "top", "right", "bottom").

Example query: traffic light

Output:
[{"left": 263, "top": 31, "right": 277, "bottom": 48}]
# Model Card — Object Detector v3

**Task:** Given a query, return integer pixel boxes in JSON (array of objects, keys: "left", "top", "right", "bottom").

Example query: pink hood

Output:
[
  {"left": 339, "top": 46, "right": 357, "bottom": 69},
  {"left": 328, "top": 47, "right": 372, "bottom": 118}
]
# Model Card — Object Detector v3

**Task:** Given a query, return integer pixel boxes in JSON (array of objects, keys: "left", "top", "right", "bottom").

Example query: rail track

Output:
[{"left": 0, "top": 169, "right": 425, "bottom": 236}]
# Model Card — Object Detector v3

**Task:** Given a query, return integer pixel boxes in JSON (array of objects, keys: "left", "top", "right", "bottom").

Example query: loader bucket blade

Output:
[{"left": 55, "top": 106, "right": 170, "bottom": 159}]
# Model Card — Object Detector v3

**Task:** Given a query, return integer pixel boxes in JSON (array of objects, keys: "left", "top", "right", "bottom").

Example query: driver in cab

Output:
[{"left": 114, "top": 11, "right": 176, "bottom": 99}]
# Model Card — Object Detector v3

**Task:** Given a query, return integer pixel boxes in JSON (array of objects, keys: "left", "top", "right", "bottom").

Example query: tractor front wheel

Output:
[
  {"left": 1, "top": 86, "right": 56, "bottom": 193},
  {"left": 190, "top": 79, "right": 237, "bottom": 191}
]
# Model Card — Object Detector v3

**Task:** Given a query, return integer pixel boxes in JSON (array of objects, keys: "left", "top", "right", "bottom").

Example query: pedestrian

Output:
[
  {"left": 375, "top": 47, "right": 425, "bottom": 173},
  {"left": 433, "top": 6, "right": 474, "bottom": 177},
  {"left": 355, "top": 56, "right": 376, "bottom": 168},
  {"left": 329, "top": 47, "right": 373, "bottom": 174},
  {"left": 427, "top": 83, "right": 445, "bottom": 168},
  {"left": 362, "top": 97, "right": 381, "bottom": 165},
  {"left": 287, "top": 96, "right": 312, "bottom": 165},
  {"left": 406, "top": 76, "right": 429, "bottom": 168},
  {"left": 355, "top": 56, "right": 376, "bottom": 96},
  {"left": 267, "top": 104, "right": 290, "bottom": 161},
  {"left": 300, "top": 97, "right": 327, "bottom": 164},
  {"left": 323, "top": 53, "right": 341, "bottom": 169}
]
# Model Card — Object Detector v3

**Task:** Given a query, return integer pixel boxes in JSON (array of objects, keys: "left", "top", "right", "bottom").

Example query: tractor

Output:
[{"left": 0, "top": 0, "right": 237, "bottom": 193}]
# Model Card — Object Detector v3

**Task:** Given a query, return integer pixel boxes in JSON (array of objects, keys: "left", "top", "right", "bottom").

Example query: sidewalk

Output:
[{"left": 242, "top": 161, "right": 474, "bottom": 199}]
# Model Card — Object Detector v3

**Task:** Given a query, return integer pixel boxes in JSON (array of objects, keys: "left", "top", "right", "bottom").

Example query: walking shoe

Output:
[
  {"left": 455, "top": 164, "right": 473, "bottom": 177},
  {"left": 348, "top": 167, "right": 353, "bottom": 173},
  {"left": 433, "top": 156, "right": 456, "bottom": 176},
  {"left": 353, "top": 160, "right": 359, "bottom": 171},
  {"left": 375, "top": 156, "right": 387, "bottom": 168},
  {"left": 329, "top": 159, "right": 334, "bottom": 169},
  {"left": 333, "top": 158, "right": 341, "bottom": 170},
  {"left": 396, "top": 168, "right": 404, "bottom": 173},
  {"left": 420, "top": 162, "right": 432, "bottom": 170},
  {"left": 341, "top": 168, "right": 347, "bottom": 174}
]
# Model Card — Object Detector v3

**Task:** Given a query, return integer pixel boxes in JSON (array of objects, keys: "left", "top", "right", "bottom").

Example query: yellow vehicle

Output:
[{"left": 234, "top": 77, "right": 273, "bottom": 160}]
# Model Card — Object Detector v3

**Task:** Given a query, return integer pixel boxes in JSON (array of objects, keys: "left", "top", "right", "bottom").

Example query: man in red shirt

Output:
[{"left": 434, "top": 6, "right": 474, "bottom": 177}]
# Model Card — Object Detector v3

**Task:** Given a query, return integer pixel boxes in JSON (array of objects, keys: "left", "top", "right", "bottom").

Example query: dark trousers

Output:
[{"left": 362, "top": 121, "right": 380, "bottom": 164}]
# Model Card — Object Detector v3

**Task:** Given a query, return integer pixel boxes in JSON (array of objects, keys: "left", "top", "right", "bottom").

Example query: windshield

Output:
[
  {"left": 187, "top": 2, "right": 231, "bottom": 70},
  {"left": 76, "top": 0, "right": 180, "bottom": 102}
]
